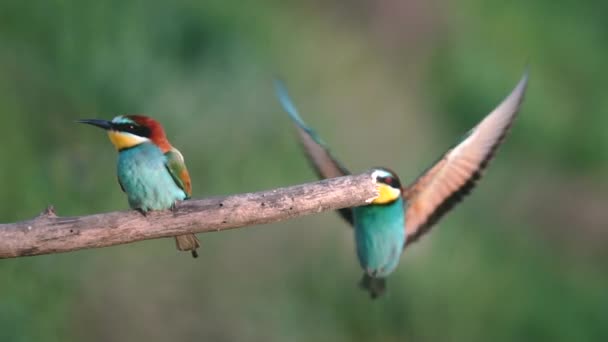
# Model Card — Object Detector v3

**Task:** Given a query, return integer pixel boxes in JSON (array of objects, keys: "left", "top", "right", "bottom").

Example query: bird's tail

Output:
[
  {"left": 174, "top": 234, "right": 200, "bottom": 258},
  {"left": 359, "top": 273, "right": 387, "bottom": 299}
]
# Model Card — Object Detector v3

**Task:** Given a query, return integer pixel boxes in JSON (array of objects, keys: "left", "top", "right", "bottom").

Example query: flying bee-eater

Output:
[
  {"left": 78, "top": 115, "right": 200, "bottom": 257},
  {"left": 275, "top": 72, "right": 528, "bottom": 298}
]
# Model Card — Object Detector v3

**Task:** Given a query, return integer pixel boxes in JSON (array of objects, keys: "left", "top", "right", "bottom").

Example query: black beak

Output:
[{"left": 76, "top": 119, "right": 113, "bottom": 130}]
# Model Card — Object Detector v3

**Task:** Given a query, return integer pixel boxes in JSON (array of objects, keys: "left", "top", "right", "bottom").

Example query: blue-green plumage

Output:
[
  {"left": 78, "top": 114, "right": 200, "bottom": 257},
  {"left": 275, "top": 80, "right": 407, "bottom": 298},
  {"left": 353, "top": 198, "right": 406, "bottom": 278},
  {"left": 117, "top": 142, "right": 187, "bottom": 212},
  {"left": 275, "top": 73, "right": 528, "bottom": 298},
  {"left": 277, "top": 79, "right": 406, "bottom": 277}
]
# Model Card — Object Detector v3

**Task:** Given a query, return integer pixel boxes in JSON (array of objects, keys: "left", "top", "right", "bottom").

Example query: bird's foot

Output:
[{"left": 136, "top": 208, "right": 148, "bottom": 217}]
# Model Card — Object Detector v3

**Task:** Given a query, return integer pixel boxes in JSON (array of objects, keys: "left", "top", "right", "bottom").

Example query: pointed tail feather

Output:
[
  {"left": 174, "top": 234, "right": 200, "bottom": 258},
  {"left": 359, "top": 273, "right": 387, "bottom": 299}
]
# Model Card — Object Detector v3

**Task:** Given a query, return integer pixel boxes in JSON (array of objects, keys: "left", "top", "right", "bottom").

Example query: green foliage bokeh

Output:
[{"left": 0, "top": 1, "right": 606, "bottom": 341}]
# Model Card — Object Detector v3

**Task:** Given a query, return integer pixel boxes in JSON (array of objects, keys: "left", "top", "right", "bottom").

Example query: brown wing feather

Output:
[
  {"left": 295, "top": 127, "right": 350, "bottom": 179},
  {"left": 294, "top": 125, "right": 354, "bottom": 226},
  {"left": 165, "top": 148, "right": 192, "bottom": 198},
  {"left": 403, "top": 72, "right": 528, "bottom": 246},
  {"left": 275, "top": 80, "right": 353, "bottom": 225}
]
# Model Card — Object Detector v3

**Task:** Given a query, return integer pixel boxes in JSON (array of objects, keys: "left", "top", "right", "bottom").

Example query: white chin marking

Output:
[{"left": 371, "top": 169, "right": 392, "bottom": 182}]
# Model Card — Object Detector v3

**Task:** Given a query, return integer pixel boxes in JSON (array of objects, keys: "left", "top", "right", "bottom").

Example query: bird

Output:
[
  {"left": 78, "top": 115, "right": 200, "bottom": 258},
  {"left": 275, "top": 72, "right": 528, "bottom": 298}
]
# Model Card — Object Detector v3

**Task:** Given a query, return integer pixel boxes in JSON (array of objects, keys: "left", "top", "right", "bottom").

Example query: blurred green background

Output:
[{"left": 1, "top": 1, "right": 607, "bottom": 341}]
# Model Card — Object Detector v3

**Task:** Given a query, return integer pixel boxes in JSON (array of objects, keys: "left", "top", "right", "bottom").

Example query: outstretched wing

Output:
[
  {"left": 165, "top": 148, "right": 192, "bottom": 199},
  {"left": 275, "top": 80, "right": 354, "bottom": 225},
  {"left": 403, "top": 71, "right": 528, "bottom": 246}
]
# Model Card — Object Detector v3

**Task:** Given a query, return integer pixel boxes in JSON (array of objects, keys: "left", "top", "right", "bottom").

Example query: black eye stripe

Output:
[
  {"left": 379, "top": 175, "right": 401, "bottom": 189},
  {"left": 112, "top": 123, "right": 151, "bottom": 138}
]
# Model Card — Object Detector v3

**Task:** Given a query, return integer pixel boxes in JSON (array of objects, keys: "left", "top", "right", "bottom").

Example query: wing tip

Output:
[
  {"left": 487, "top": 67, "right": 529, "bottom": 122},
  {"left": 273, "top": 79, "right": 310, "bottom": 129},
  {"left": 510, "top": 67, "right": 530, "bottom": 106}
]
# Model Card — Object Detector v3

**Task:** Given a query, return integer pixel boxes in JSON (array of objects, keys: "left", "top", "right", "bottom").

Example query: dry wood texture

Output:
[{"left": 0, "top": 172, "right": 378, "bottom": 258}]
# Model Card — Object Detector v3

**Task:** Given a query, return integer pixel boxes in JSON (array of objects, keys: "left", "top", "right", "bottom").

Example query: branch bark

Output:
[{"left": 0, "top": 172, "right": 378, "bottom": 258}]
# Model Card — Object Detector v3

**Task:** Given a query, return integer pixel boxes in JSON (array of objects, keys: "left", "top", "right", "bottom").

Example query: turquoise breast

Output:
[
  {"left": 353, "top": 198, "right": 406, "bottom": 278},
  {"left": 116, "top": 142, "right": 187, "bottom": 211}
]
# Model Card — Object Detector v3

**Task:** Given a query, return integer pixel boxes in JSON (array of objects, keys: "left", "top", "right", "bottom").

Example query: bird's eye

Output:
[
  {"left": 128, "top": 125, "right": 135, "bottom": 130},
  {"left": 383, "top": 177, "right": 393, "bottom": 185}
]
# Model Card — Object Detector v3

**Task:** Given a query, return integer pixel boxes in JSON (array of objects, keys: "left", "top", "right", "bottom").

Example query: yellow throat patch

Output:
[
  {"left": 372, "top": 183, "right": 401, "bottom": 205},
  {"left": 107, "top": 131, "right": 148, "bottom": 150}
]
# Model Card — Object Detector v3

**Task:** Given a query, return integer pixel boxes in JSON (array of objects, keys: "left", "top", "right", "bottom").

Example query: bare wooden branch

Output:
[{"left": 0, "top": 172, "right": 378, "bottom": 258}]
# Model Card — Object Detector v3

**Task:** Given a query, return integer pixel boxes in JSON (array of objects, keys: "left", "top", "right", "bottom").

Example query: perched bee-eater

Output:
[
  {"left": 275, "top": 72, "right": 528, "bottom": 298},
  {"left": 78, "top": 115, "right": 200, "bottom": 257}
]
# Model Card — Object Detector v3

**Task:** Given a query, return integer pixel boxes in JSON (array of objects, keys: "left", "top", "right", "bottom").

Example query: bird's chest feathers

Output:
[
  {"left": 116, "top": 144, "right": 186, "bottom": 211},
  {"left": 353, "top": 199, "right": 406, "bottom": 277},
  {"left": 354, "top": 200, "right": 405, "bottom": 236}
]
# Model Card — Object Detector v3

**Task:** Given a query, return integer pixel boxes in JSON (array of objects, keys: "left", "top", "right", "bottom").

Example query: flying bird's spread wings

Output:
[
  {"left": 275, "top": 80, "right": 354, "bottom": 225},
  {"left": 165, "top": 148, "right": 192, "bottom": 198},
  {"left": 403, "top": 72, "right": 528, "bottom": 246}
]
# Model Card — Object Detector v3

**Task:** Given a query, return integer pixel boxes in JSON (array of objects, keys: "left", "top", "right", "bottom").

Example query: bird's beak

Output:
[{"left": 76, "top": 119, "right": 113, "bottom": 130}]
